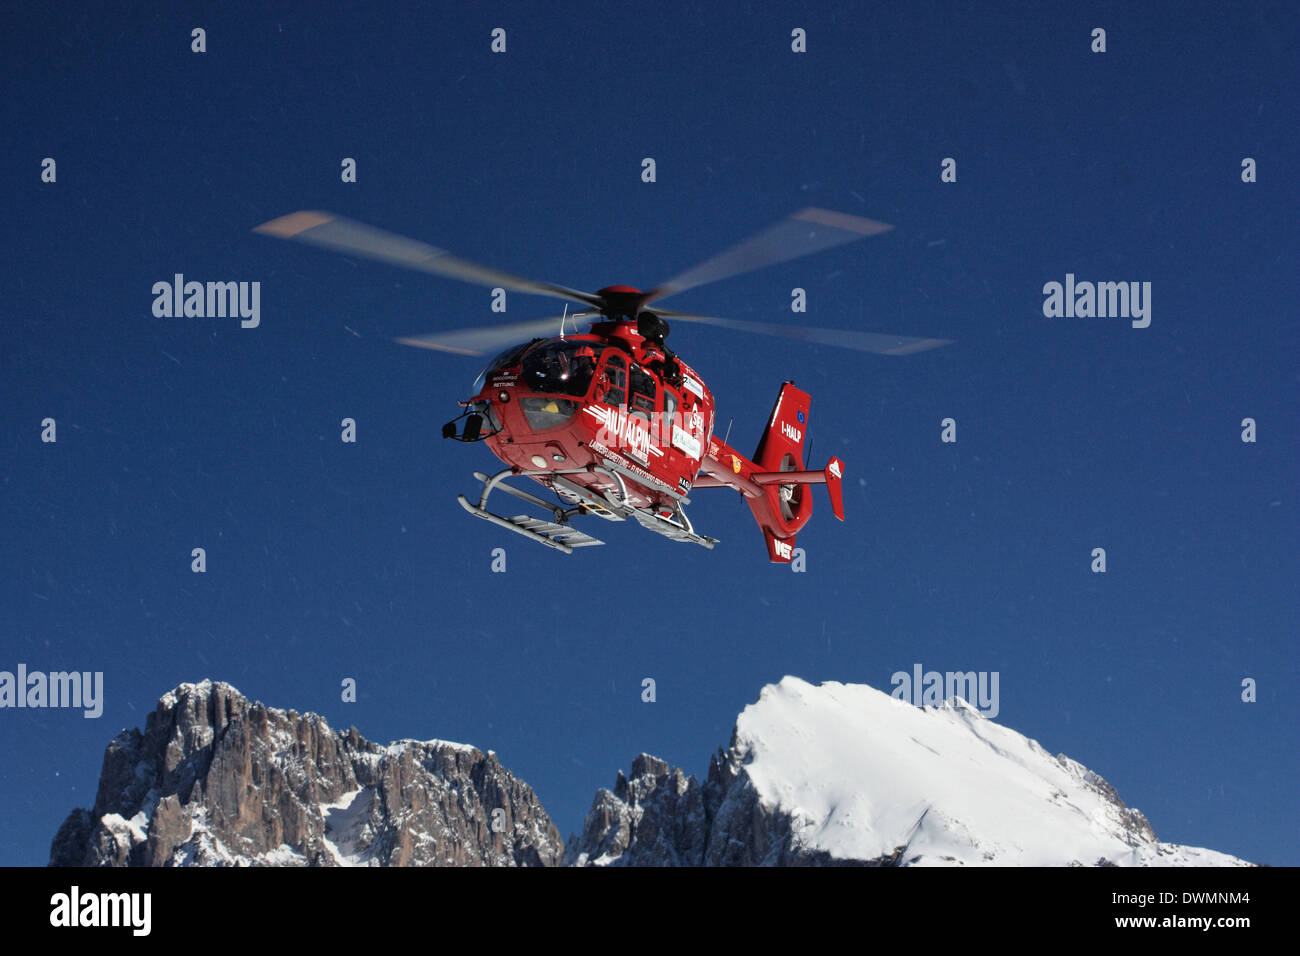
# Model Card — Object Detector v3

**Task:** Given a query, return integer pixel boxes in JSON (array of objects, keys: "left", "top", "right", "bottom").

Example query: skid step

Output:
[
  {"left": 458, "top": 492, "right": 604, "bottom": 554},
  {"left": 504, "top": 514, "right": 604, "bottom": 548}
]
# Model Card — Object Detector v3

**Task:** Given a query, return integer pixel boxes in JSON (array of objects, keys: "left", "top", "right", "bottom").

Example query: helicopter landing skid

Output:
[
  {"left": 459, "top": 467, "right": 719, "bottom": 553},
  {"left": 559, "top": 467, "right": 718, "bottom": 550},
  {"left": 458, "top": 469, "right": 605, "bottom": 554}
]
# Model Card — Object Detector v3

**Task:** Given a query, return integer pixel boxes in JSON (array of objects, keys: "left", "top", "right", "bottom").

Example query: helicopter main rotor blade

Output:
[
  {"left": 396, "top": 314, "right": 597, "bottom": 356},
  {"left": 641, "top": 208, "right": 893, "bottom": 308},
  {"left": 655, "top": 310, "right": 952, "bottom": 355},
  {"left": 254, "top": 211, "right": 604, "bottom": 309}
]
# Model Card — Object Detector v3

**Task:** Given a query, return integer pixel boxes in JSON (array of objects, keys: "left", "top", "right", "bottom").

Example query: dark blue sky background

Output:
[{"left": 3, "top": 1, "right": 1296, "bottom": 866}]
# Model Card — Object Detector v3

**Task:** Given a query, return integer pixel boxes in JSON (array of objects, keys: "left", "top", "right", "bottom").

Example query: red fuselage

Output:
[{"left": 469, "top": 321, "right": 716, "bottom": 515}]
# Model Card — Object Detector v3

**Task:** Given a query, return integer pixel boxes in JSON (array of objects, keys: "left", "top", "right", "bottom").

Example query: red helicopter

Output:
[{"left": 254, "top": 208, "right": 950, "bottom": 561}]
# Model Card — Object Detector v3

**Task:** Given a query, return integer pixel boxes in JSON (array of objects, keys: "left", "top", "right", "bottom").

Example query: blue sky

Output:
[{"left": 2, "top": 1, "right": 1296, "bottom": 866}]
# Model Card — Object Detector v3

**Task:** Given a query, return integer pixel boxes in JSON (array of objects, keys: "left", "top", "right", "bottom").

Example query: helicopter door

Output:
[
  {"left": 660, "top": 389, "right": 676, "bottom": 455},
  {"left": 628, "top": 364, "right": 656, "bottom": 421},
  {"left": 622, "top": 363, "right": 657, "bottom": 464},
  {"left": 600, "top": 353, "right": 627, "bottom": 407}
]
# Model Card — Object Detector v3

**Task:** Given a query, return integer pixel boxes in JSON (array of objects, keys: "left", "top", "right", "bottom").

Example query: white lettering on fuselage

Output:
[
  {"left": 589, "top": 441, "right": 677, "bottom": 497},
  {"left": 583, "top": 405, "right": 667, "bottom": 462}
]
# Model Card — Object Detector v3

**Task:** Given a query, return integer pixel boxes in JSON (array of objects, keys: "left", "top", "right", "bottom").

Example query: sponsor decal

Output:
[
  {"left": 796, "top": 410, "right": 806, "bottom": 425},
  {"left": 828, "top": 458, "right": 842, "bottom": 479},
  {"left": 731, "top": 455, "right": 743, "bottom": 474},
  {"left": 772, "top": 538, "right": 793, "bottom": 560},
  {"left": 672, "top": 424, "right": 701, "bottom": 459},
  {"left": 682, "top": 375, "right": 704, "bottom": 399}
]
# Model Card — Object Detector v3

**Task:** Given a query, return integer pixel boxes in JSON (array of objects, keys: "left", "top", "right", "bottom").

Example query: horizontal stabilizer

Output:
[{"left": 748, "top": 456, "right": 845, "bottom": 521}]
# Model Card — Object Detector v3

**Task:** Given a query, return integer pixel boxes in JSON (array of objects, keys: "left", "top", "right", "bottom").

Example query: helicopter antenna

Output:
[
  {"left": 560, "top": 304, "right": 569, "bottom": 340},
  {"left": 723, "top": 417, "right": 733, "bottom": 447}
]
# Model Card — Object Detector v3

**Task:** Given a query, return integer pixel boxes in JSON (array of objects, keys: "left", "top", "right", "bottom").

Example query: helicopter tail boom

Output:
[{"left": 695, "top": 383, "right": 845, "bottom": 562}]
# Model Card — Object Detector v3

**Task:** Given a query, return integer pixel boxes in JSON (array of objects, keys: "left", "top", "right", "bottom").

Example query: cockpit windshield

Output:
[
  {"left": 472, "top": 341, "right": 533, "bottom": 393},
  {"left": 521, "top": 341, "right": 604, "bottom": 397}
]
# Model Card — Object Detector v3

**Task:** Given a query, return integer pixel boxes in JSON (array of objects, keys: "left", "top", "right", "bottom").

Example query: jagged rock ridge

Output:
[{"left": 49, "top": 680, "right": 562, "bottom": 866}]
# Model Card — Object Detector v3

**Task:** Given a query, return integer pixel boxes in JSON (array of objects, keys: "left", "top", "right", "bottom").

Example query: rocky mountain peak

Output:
[{"left": 50, "top": 680, "right": 562, "bottom": 866}]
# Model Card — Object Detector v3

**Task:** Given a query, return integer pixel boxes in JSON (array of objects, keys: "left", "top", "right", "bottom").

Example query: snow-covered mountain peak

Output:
[
  {"left": 726, "top": 676, "right": 1244, "bottom": 866},
  {"left": 568, "top": 676, "right": 1250, "bottom": 867}
]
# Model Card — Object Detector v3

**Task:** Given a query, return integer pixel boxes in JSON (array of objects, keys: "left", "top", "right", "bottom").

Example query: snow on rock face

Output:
[
  {"left": 564, "top": 755, "right": 708, "bottom": 867},
  {"left": 51, "top": 676, "right": 1248, "bottom": 868},
  {"left": 568, "top": 677, "right": 1251, "bottom": 867},
  {"left": 737, "top": 678, "right": 1132, "bottom": 866},
  {"left": 49, "top": 681, "right": 562, "bottom": 867}
]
